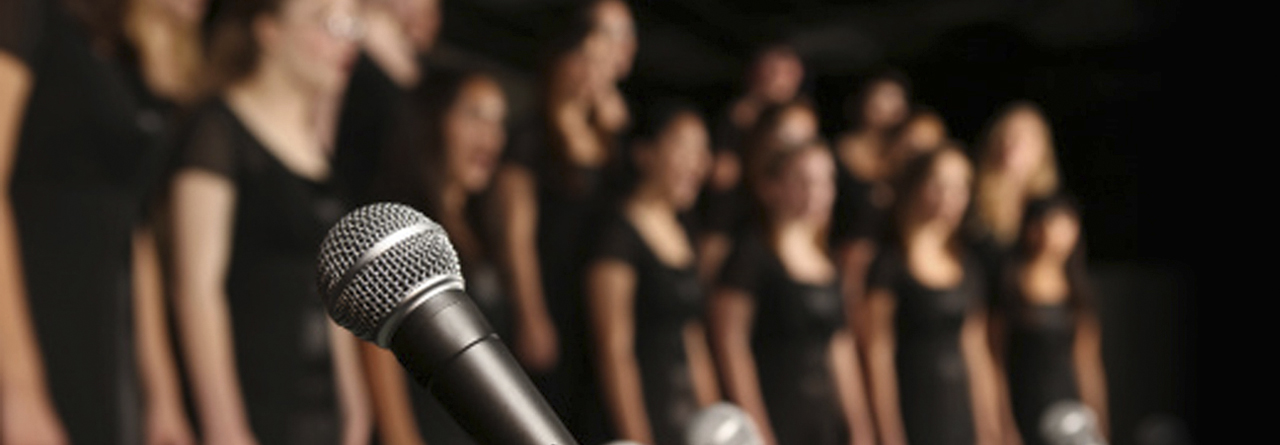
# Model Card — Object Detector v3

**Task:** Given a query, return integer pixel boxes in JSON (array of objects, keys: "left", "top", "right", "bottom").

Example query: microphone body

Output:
[{"left": 317, "top": 203, "right": 577, "bottom": 445}]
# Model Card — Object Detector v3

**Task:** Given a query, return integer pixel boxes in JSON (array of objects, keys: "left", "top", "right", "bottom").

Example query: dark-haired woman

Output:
[
  {"left": 862, "top": 148, "right": 1004, "bottom": 445},
  {"left": 1, "top": 0, "right": 203, "bottom": 442},
  {"left": 360, "top": 70, "right": 510, "bottom": 445},
  {"left": 491, "top": 21, "right": 617, "bottom": 440},
  {"left": 586, "top": 103, "right": 719, "bottom": 445},
  {"left": 992, "top": 197, "right": 1108, "bottom": 445},
  {"left": 711, "top": 142, "right": 875, "bottom": 445},
  {"left": 830, "top": 73, "right": 911, "bottom": 327},
  {"left": 168, "top": 0, "right": 371, "bottom": 443}
]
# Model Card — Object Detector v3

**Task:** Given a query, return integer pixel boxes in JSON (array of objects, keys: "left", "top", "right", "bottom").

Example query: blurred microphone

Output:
[
  {"left": 1040, "top": 399, "right": 1107, "bottom": 445},
  {"left": 317, "top": 203, "right": 578, "bottom": 445},
  {"left": 685, "top": 403, "right": 765, "bottom": 445}
]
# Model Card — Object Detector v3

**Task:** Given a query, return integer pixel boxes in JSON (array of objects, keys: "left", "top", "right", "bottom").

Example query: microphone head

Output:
[
  {"left": 685, "top": 402, "right": 765, "bottom": 445},
  {"left": 1040, "top": 399, "right": 1106, "bottom": 445},
  {"left": 317, "top": 202, "right": 464, "bottom": 346}
]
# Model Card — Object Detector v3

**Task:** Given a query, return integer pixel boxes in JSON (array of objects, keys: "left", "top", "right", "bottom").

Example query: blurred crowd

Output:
[{"left": 0, "top": 0, "right": 1109, "bottom": 444}]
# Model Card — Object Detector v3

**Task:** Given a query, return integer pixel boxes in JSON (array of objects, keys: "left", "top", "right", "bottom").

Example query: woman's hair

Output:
[
  {"left": 972, "top": 100, "right": 1061, "bottom": 244},
  {"left": 1013, "top": 194, "right": 1094, "bottom": 314},
  {"left": 203, "top": 0, "right": 288, "bottom": 90},
  {"left": 886, "top": 147, "right": 972, "bottom": 252},
  {"left": 843, "top": 67, "right": 912, "bottom": 130},
  {"left": 619, "top": 97, "right": 703, "bottom": 194},
  {"left": 373, "top": 69, "right": 495, "bottom": 217},
  {"left": 61, "top": 0, "right": 126, "bottom": 52},
  {"left": 742, "top": 99, "right": 816, "bottom": 188}
]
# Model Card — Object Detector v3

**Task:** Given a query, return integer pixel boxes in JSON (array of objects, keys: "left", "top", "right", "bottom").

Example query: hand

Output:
[
  {"left": 1, "top": 389, "right": 68, "bottom": 445},
  {"left": 144, "top": 400, "right": 196, "bottom": 445},
  {"left": 514, "top": 315, "right": 559, "bottom": 372}
]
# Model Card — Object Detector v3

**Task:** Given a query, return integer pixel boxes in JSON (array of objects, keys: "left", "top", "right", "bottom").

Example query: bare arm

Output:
[
  {"left": 683, "top": 322, "right": 720, "bottom": 407},
  {"left": 961, "top": 310, "right": 1004, "bottom": 445},
  {"left": 360, "top": 343, "right": 425, "bottom": 445},
  {"left": 492, "top": 164, "right": 558, "bottom": 371},
  {"left": 828, "top": 329, "right": 877, "bottom": 445},
  {"left": 169, "top": 170, "right": 257, "bottom": 444},
  {"left": 708, "top": 288, "right": 777, "bottom": 445},
  {"left": 331, "top": 323, "right": 372, "bottom": 445},
  {"left": 132, "top": 227, "right": 196, "bottom": 445},
  {"left": 863, "top": 288, "right": 906, "bottom": 445},
  {"left": 696, "top": 233, "right": 732, "bottom": 289},
  {"left": 1, "top": 49, "right": 69, "bottom": 445},
  {"left": 587, "top": 259, "right": 652, "bottom": 443},
  {"left": 1074, "top": 313, "right": 1108, "bottom": 438},
  {"left": 836, "top": 240, "right": 876, "bottom": 338}
]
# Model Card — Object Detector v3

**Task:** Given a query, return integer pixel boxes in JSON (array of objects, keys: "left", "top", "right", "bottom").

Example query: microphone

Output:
[
  {"left": 317, "top": 202, "right": 578, "bottom": 445},
  {"left": 685, "top": 403, "right": 765, "bottom": 445},
  {"left": 1040, "top": 399, "right": 1107, "bottom": 445}
]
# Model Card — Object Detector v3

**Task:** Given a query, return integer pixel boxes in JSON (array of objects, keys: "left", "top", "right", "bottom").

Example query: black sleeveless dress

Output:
[
  {"left": 718, "top": 232, "right": 849, "bottom": 445},
  {"left": 831, "top": 162, "right": 890, "bottom": 246},
  {"left": 3, "top": 1, "right": 175, "bottom": 442},
  {"left": 867, "top": 247, "right": 986, "bottom": 445},
  {"left": 999, "top": 279, "right": 1081, "bottom": 445},
  {"left": 174, "top": 100, "right": 346, "bottom": 445},
  {"left": 333, "top": 52, "right": 409, "bottom": 206},
  {"left": 592, "top": 211, "right": 704, "bottom": 445}
]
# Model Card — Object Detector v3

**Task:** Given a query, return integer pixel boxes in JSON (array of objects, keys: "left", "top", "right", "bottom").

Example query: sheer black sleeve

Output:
[
  {"left": 592, "top": 213, "right": 641, "bottom": 268},
  {"left": 0, "top": 0, "right": 44, "bottom": 65},
  {"left": 173, "top": 102, "right": 240, "bottom": 180},
  {"left": 717, "top": 234, "right": 768, "bottom": 295}
]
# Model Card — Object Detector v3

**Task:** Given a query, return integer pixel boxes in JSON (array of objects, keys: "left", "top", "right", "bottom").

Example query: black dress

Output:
[
  {"left": 830, "top": 162, "right": 891, "bottom": 247},
  {"left": 3, "top": 1, "right": 174, "bottom": 443},
  {"left": 592, "top": 212, "right": 704, "bottom": 445},
  {"left": 718, "top": 232, "right": 849, "bottom": 445},
  {"left": 174, "top": 100, "right": 346, "bottom": 445},
  {"left": 867, "top": 247, "right": 985, "bottom": 445},
  {"left": 505, "top": 119, "right": 621, "bottom": 421},
  {"left": 999, "top": 278, "right": 1081, "bottom": 445}
]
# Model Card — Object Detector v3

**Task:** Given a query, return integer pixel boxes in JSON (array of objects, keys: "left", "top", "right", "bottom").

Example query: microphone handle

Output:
[{"left": 389, "top": 289, "right": 579, "bottom": 445}]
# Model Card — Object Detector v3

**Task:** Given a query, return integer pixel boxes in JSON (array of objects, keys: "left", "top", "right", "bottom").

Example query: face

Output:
[
  {"left": 997, "top": 110, "right": 1050, "bottom": 181},
  {"left": 774, "top": 106, "right": 819, "bottom": 148},
  {"left": 647, "top": 114, "right": 711, "bottom": 209},
  {"left": 444, "top": 77, "right": 508, "bottom": 193},
  {"left": 1036, "top": 209, "right": 1080, "bottom": 260},
  {"left": 388, "top": 0, "right": 441, "bottom": 52},
  {"left": 912, "top": 150, "right": 973, "bottom": 231},
  {"left": 771, "top": 148, "right": 837, "bottom": 225},
  {"left": 156, "top": 0, "right": 209, "bottom": 24},
  {"left": 862, "top": 80, "right": 908, "bottom": 129},
  {"left": 552, "top": 38, "right": 609, "bottom": 102},
  {"left": 754, "top": 51, "right": 804, "bottom": 103},
  {"left": 592, "top": 0, "right": 637, "bottom": 79},
  {"left": 266, "top": 0, "right": 361, "bottom": 94}
]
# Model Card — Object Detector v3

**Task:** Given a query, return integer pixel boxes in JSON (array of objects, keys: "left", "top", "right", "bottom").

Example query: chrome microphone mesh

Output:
[{"left": 317, "top": 202, "right": 463, "bottom": 345}]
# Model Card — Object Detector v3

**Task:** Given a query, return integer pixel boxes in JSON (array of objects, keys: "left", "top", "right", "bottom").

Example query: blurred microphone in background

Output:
[
  {"left": 1040, "top": 399, "right": 1107, "bottom": 445},
  {"left": 685, "top": 403, "right": 765, "bottom": 445}
]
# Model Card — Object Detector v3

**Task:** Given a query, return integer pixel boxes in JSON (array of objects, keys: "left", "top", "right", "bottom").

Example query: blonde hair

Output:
[{"left": 973, "top": 101, "right": 1061, "bottom": 245}]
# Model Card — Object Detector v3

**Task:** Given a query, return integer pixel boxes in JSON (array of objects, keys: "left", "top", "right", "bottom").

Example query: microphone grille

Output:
[
  {"left": 686, "top": 402, "right": 765, "bottom": 445},
  {"left": 317, "top": 202, "right": 462, "bottom": 343},
  {"left": 1040, "top": 399, "right": 1105, "bottom": 445}
]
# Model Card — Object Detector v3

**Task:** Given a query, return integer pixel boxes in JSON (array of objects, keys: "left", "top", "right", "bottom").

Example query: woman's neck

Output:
[
  {"left": 125, "top": 1, "right": 199, "bottom": 102},
  {"left": 772, "top": 219, "right": 820, "bottom": 251},
  {"left": 440, "top": 180, "right": 469, "bottom": 220},
  {"left": 627, "top": 184, "right": 676, "bottom": 220},
  {"left": 227, "top": 66, "right": 318, "bottom": 134},
  {"left": 904, "top": 220, "right": 952, "bottom": 256}
]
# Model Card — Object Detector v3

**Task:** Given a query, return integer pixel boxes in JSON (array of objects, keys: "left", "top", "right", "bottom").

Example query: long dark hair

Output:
[
  {"left": 372, "top": 69, "right": 493, "bottom": 219},
  {"left": 203, "top": 0, "right": 287, "bottom": 91},
  {"left": 1012, "top": 194, "right": 1095, "bottom": 314}
]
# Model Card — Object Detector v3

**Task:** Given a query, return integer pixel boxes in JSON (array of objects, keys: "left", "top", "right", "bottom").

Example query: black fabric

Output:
[
  {"left": 998, "top": 273, "right": 1081, "bottom": 445},
  {"left": 333, "top": 52, "right": 408, "bottom": 206},
  {"left": 830, "top": 162, "right": 890, "bottom": 245},
  {"left": 867, "top": 247, "right": 986, "bottom": 445},
  {"left": 503, "top": 118, "right": 621, "bottom": 443},
  {"left": 6, "top": 1, "right": 175, "bottom": 443},
  {"left": 173, "top": 100, "right": 346, "bottom": 445},
  {"left": 718, "top": 232, "right": 849, "bottom": 445},
  {"left": 591, "top": 212, "right": 704, "bottom": 445}
]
